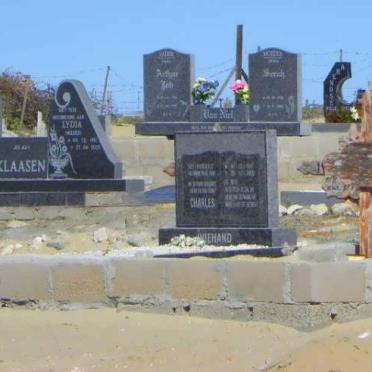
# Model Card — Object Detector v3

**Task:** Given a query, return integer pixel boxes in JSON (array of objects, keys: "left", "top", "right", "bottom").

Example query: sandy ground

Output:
[
  {"left": 0, "top": 309, "right": 371, "bottom": 371},
  {"left": 0, "top": 203, "right": 359, "bottom": 256}
]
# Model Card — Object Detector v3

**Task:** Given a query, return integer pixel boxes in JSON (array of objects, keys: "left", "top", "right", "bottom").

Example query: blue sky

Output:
[{"left": 1, "top": 0, "right": 372, "bottom": 113}]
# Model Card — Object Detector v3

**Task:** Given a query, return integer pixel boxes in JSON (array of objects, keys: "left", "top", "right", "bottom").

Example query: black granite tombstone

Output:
[
  {"left": 323, "top": 62, "right": 352, "bottom": 122},
  {"left": 143, "top": 48, "right": 194, "bottom": 122},
  {"left": 0, "top": 137, "right": 48, "bottom": 178},
  {"left": 0, "top": 80, "right": 145, "bottom": 197},
  {"left": 249, "top": 48, "right": 302, "bottom": 122},
  {"left": 48, "top": 80, "right": 122, "bottom": 179},
  {"left": 159, "top": 131, "right": 296, "bottom": 248}
]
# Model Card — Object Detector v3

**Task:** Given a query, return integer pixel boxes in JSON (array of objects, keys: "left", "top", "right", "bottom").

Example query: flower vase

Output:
[
  {"left": 190, "top": 104, "right": 205, "bottom": 122},
  {"left": 234, "top": 104, "right": 250, "bottom": 122}
]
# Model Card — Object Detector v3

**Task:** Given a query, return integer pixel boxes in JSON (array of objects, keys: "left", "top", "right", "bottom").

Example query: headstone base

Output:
[
  {"left": 159, "top": 227, "right": 297, "bottom": 247},
  {"left": 0, "top": 192, "right": 84, "bottom": 206},
  {"left": 0, "top": 178, "right": 144, "bottom": 193},
  {"left": 136, "top": 122, "right": 311, "bottom": 137}
]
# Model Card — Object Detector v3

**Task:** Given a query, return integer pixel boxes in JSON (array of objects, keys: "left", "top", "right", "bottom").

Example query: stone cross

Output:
[{"left": 323, "top": 91, "right": 372, "bottom": 257}]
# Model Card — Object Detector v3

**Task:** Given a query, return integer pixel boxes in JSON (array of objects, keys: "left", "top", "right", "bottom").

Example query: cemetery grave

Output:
[
  {"left": 136, "top": 45, "right": 311, "bottom": 137},
  {"left": 136, "top": 27, "right": 313, "bottom": 137},
  {"left": 159, "top": 131, "right": 296, "bottom": 256},
  {"left": 2, "top": 23, "right": 372, "bottom": 330},
  {"left": 0, "top": 79, "right": 144, "bottom": 205}
]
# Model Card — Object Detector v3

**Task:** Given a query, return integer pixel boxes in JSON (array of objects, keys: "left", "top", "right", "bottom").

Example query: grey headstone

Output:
[
  {"left": 175, "top": 131, "right": 278, "bottom": 227},
  {"left": 48, "top": 80, "right": 122, "bottom": 179},
  {"left": 144, "top": 48, "right": 194, "bottom": 122},
  {"left": 249, "top": 48, "right": 302, "bottom": 122}
]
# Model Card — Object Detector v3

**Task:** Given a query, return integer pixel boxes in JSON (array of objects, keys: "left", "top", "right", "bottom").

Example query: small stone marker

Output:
[
  {"left": 249, "top": 48, "right": 302, "bottom": 122},
  {"left": 0, "top": 96, "right": 4, "bottom": 137},
  {"left": 159, "top": 131, "right": 296, "bottom": 248},
  {"left": 48, "top": 80, "right": 122, "bottom": 179},
  {"left": 323, "top": 62, "right": 352, "bottom": 122},
  {"left": 36, "top": 111, "right": 47, "bottom": 137},
  {"left": 143, "top": 48, "right": 194, "bottom": 122},
  {"left": 0, "top": 137, "right": 48, "bottom": 178}
]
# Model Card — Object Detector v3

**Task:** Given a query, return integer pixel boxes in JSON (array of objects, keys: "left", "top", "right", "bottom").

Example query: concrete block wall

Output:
[
  {"left": 1, "top": 256, "right": 372, "bottom": 329},
  {"left": 112, "top": 132, "right": 342, "bottom": 189}
]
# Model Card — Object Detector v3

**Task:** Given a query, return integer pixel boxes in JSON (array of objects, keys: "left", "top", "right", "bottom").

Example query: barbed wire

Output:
[{"left": 5, "top": 48, "right": 372, "bottom": 113}]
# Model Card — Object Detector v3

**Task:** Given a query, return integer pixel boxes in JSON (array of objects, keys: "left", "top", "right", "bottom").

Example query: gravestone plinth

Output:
[
  {"left": 249, "top": 48, "right": 302, "bottom": 123},
  {"left": 136, "top": 121, "right": 311, "bottom": 136},
  {"left": 159, "top": 131, "right": 296, "bottom": 248}
]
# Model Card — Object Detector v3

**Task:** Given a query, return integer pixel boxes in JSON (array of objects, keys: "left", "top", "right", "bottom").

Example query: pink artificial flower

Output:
[{"left": 230, "top": 80, "right": 248, "bottom": 93}]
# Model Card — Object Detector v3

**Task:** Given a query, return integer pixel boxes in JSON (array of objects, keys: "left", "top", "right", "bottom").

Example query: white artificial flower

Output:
[{"left": 350, "top": 106, "right": 360, "bottom": 121}]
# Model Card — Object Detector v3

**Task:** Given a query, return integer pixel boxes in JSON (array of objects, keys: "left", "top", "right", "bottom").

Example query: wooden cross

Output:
[{"left": 323, "top": 91, "right": 372, "bottom": 257}]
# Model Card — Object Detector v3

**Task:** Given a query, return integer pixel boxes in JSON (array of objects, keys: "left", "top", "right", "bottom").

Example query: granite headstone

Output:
[
  {"left": 48, "top": 80, "right": 122, "bottom": 179},
  {"left": 143, "top": 48, "right": 194, "bottom": 122},
  {"left": 0, "top": 137, "right": 48, "bottom": 178},
  {"left": 159, "top": 131, "right": 296, "bottom": 248},
  {"left": 323, "top": 62, "right": 352, "bottom": 122},
  {"left": 249, "top": 48, "right": 302, "bottom": 122}
]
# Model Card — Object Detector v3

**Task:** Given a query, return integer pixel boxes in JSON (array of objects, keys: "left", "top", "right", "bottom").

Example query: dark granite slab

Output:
[
  {"left": 135, "top": 121, "right": 311, "bottom": 136},
  {"left": 249, "top": 48, "right": 302, "bottom": 122},
  {"left": 0, "top": 138, "right": 48, "bottom": 178},
  {"left": 175, "top": 131, "right": 278, "bottom": 228},
  {"left": 49, "top": 80, "right": 122, "bottom": 179},
  {"left": 0, "top": 178, "right": 144, "bottom": 192},
  {"left": 323, "top": 62, "right": 352, "bottom": 121},
  {"left": 159, "top": 227, "right": 297, "bottom": 247},
  {"left": 144, "top": 48, "right": 194, "bottom": 122}
]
